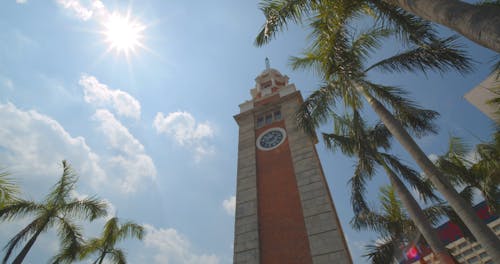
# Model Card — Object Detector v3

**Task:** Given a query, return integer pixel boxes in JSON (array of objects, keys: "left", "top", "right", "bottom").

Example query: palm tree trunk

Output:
[
  {"left": 359, "top": 86, "right": 500, "bottom": 262},
  {"left": 382, "top": 0, "right": 500, "bottom": 52},
  {"left": 382, "top": 164, "right": 455, "bottom": 264},
  {"left": 11, "top": 227, "right": 44, "bottom": 264}
]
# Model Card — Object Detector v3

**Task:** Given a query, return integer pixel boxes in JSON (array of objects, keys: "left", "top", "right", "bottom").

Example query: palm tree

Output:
[
  {"left": 0, "top": 169, "right": 19, "bottom": 209},
  {"left": 436, "top": 135, "right": 500, "bottom": 213},
  {"left": 355, "top": 186, "right": 447, "bottom": 263},
  {"left": 65, "top": 217, "right": 144, "bottom": 264},
  {"left": 0, "top": 160, "right": 107, "bottom": 264},
  {"left": 380, "top": 0, "right": 500, "bottom": 52},
  {"left": 255, "top": 2, "right": 500, "bottom": 259},
  {"left": 256, "top": 0, "right": 500, "bottom": 53},
  {"left": 324, "top": 111, "right": 455, "bottom": 263}
]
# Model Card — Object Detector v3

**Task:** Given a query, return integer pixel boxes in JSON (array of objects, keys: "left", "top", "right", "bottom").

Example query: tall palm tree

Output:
[
  {"left": 436, "top": 135, "right": 500, "bottom": 213},
  {"left": 0, "top": 160, "right": 107, "bottom": 264},
  {"left": 325, "top": 110, "right": 455, "bottom": 263},
  {"left": 254, "top": 2, "right": 500, "bottom": 259},
  {"left": 355, "top": 186, "right": 447, "bottom": 263},
  {"left": 65, "top": 217, "right": 144, "bottom": 264},
  {"left": 256, "top": 0, "right": 500, "bottom": 53},
  {"left": 381, "top": 0, "right": 500, "bottom": 52},
  {"left": 0, "top": 170, "right": 18, "bottom": 209}
]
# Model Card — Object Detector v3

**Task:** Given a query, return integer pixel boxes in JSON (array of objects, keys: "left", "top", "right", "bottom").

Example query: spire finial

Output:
[{"left": 265, "top": 57, "right": 270, "bottom": 70}]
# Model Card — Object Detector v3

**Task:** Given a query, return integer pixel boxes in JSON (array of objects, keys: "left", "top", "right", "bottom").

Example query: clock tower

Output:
[{"left": 232, "top": 61, "right": 352, "bottom": 264}]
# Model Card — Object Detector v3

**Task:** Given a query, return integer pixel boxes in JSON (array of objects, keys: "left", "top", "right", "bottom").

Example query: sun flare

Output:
[{"left": 103, "top": 12, "right": 145, "bottom": 55}]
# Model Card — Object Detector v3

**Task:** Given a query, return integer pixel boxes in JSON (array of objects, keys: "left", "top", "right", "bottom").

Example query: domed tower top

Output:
[{"left": 250, "top": 58, "right": 293, "bottom": 100}]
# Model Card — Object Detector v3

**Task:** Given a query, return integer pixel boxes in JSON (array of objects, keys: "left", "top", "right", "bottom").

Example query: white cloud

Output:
[
  {"left": 93, "top": 109, "right": 156, "bottom": 192},
  {"left": 55, "top": 0, "right": 94, "bottom": 20},
  {"left": 153, "top": 111, "right": 215, "bottom": 161},
  {"left": 0, "top": 75, "right": 14, "bottom": 90},
  {"left": 0, "top": 102, "right": 107, "bottom": 191},
  {"left": 55, "top": 0, "right": 113, "bottom": 22},
  {"left": 16, "top": 0, "right": 27, "bottom": 4},
  {"left": 80, "top": 74, "right": 141, "bottom": 120},
  {"left": 427, "top": 153, "right": 439, "bottom": 163},
  {"left": 143, "top": 225, "right": 219, "bottom": 264},
  {"left": 222, "top": 196, "right": 236, "bottom": 216}
]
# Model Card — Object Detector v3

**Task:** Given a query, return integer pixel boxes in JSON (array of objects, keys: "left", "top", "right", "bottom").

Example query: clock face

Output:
[{"left": 257, "top": 128, "right": 286, "bottom": 150}]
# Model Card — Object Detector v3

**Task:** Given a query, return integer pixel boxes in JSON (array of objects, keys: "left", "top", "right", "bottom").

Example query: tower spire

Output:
[{"left": 265, "top": 57, "right": 270, "bottom": 70}]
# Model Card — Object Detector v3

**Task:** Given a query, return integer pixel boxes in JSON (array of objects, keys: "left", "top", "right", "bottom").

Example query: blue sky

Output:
[{"left": 0, "top": 1, "right": 497, "bottom": 263}]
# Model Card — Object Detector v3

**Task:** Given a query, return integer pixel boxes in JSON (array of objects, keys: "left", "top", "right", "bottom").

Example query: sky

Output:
[{"left": 0, "top": 1, "right": 497, "bottom": 263}]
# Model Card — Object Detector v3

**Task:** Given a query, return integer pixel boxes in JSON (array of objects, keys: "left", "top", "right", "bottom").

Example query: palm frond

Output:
[
  {"left": 289, "top": 52, "right": 323, "bottom": 75},
  {"left": 434, "top": 157, "right": 470, "bottom": 186},
  {"left": 363, "top": 81, "right": 439, "bottom": 137},
  {"left": 0, "top": 200, "right": 42, "bottom": 221},
  {"left": 365, "top": 36, "right": 473, "bottom": 75},
  {"left": 116, "top": 221, "right": 144, "bottom": 242},
  {"left": 296, "top": 84, "right": 339, "bottom": 136},
  {"left": 350, "top": 27, "right": 391, "bottom": 63},
  {"left": 422, "top": 204, "right": 447, "bottom": 226},
  {"left": 459, "top": 186, "right": 476, "bottom": 206},
  {"left": 363, "top": 237, "right": 397, "bottom": 264},
  {"left": 351, "top": 209, "right": 388, "bottom": 233},
  {"left": 380, "top": 153, "right": 440, "bottom": 203},
  {"left": 255, "top": 0, "right": 312, "bottom": 46},
  {"left": 78, "top": 238, "right": 102, "bottom": 259},
  {"left": 110, "top": 248, "right": 126, "bottom": 264},
  {"left": 366, "top": 0, "right": 436, "bottom": 44},
  {"left": 446, "top": 136, "right": 471, "bottom": 160},
  {"left": 479, "top": 183, "right": 500, "bottom": 214},
  {"left": 349, "top": 161, "right": 373, "bottom": 215},
  {"left": 55, "top": 217, "right": 84, "bottom": 260},
  {"left": 322, "top": 133, "right": 356, "bottom": 154},
  {"left": 367, "top": 122, "right": 392, "bottom": 151},
  {"left": 0, "top": 170, "right": 19, "bottom": 207},
  {"left": 103, "top": 217, "right": 120, "bottom": 245},
  {"left": 61, "top": 197, "right": 108, "bottom": 221},
  {"left": 46, "top": 160, "right": 78, "bottom": 205}
]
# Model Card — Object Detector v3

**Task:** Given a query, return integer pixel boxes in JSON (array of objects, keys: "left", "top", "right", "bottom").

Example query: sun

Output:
[{"left": 103, "top": 12, "right": 145, "bottom": 55}]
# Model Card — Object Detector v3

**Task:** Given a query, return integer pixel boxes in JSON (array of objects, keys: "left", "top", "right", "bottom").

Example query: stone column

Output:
[
  {"left": 233, "top": 112, "right": 260, "bottom": 264},
  {"left": 282, "top": 92, "right": 353, "bottom": 264}
]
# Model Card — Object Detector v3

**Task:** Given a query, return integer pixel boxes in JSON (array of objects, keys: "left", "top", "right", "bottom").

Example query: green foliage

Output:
[
  {"left": 435, "top": 134, "right": 500, "bottom": 214},
  {"left": 356, "top": 186, "right": 448, "bottom": 263},
  {"left": 0, "top": 160, "right": 108, "bottom": 264},
  {"left": 0, "top": 169, "right": 19, "bottom": 209},
  {"left": 322, "top": 111, "right": 439, "bottom": 216},
  {"left": 69, "top": 217, "right": 144, "bottom": 264}
]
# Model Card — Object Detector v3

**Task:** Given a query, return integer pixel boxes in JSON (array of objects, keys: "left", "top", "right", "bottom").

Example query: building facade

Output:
[
  {"left": 232, "top": 64, "right": 352, "bottom": 264},
  {"left": 408, "top": 202, "right": 500, "bottom": 264},
  {"left": 464, "top": 71, "right": 499, "bottom": 124}
]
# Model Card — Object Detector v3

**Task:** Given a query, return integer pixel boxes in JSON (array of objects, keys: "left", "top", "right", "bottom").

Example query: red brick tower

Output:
[{"left": 233, "top": 62, "right": 352, "bottom": 264}]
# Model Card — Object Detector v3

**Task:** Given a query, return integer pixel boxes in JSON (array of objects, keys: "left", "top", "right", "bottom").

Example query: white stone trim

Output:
[
  {"left": 239, "top": 100, "right": 254, "bottom": 113},
  {"left": 256, "top": 127, "right": 287, "bottom": 151}
]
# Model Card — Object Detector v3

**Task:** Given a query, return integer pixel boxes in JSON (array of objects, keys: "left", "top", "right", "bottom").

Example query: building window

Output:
[
  {"left": 265, "top": 114, "right": 273, "bottom": 124},
  {"left": 462, "top": 248, "right": 473, "bottom": 256},
  {"left": 274, "top": 110, "right": 282, "bottom": 121},
  {"left": 261, "top": 81, "right": 272, "bottom": 89},
  {"left": 458, "top": 242, "right": 467, "bottom": 249},
  {"left": 256, "top": 109, "right": 282, "bottom": 128},
  {"left": 257, "top": 117, "right": 264, "bottom": 128},
  {"left": 479, "top": 252, "right": 488, "bottom": 258},
  {"left": 467, "top": 256, "right": 479, "bottom": 263},
  {"left": 473, "top": 244, "right": 481, "bottom": 250}
]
